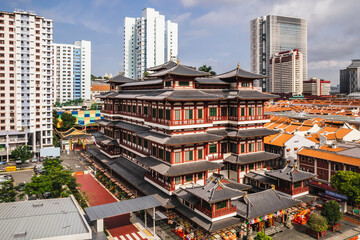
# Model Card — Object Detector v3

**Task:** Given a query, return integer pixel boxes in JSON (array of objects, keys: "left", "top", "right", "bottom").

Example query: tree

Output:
[
  {"left": 307, "top": 213, "right": 328, "bottom": 233},
  {"left": 24, "top": 158, "right": 78, "bottom": 198},
  {"left": 254, "top": 231, "right": 272, "bottom": 240},
  {"left": 11, "top": 145, "right": 32, "bottom": 163},
  {"left": 331, "top": 170, "right": 360, "bottom": 204},
  {"left": 89, "top": 103, "right": 97, "bottom": 110},
  {"left": 53, "top": 135, "right": 60, "bottom": 148},
  {"left": 0, "top": 180, "right": 18, "bottom": 203},
  {"left": 143, "top": 71, "right": 149, "bottom": 77},
  {"left": 53, "top": 110, "right": 59, "bottom": 129},
  {"left": 60, "top": 112, "right": 76, "bottom": 130},
  {"left": 198, "top": 65, "right": 216, "bottom": 76},
  {"left": 322, "top": 200, "right": 342, "bottom": 226}
]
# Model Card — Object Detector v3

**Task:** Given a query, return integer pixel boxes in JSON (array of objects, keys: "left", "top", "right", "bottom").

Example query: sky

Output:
[{"left": 2, "top": 0, "right": 360, "bottom": 86}]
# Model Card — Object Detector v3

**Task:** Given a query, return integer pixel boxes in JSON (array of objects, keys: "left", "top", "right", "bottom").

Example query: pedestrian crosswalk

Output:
[{"left": 115, "top": 231, "right": 148, "bottom": 240}]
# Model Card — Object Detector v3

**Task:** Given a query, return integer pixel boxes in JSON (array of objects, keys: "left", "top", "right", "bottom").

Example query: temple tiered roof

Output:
[
  {"left": 148, "top": 64, "right": 211, "bottom": 77},
  {"left": 224, "top": 152, "right": 279, "bottom": 165},
  {"left": 265, "top": 165, "right": 316, "bottom": 182}
]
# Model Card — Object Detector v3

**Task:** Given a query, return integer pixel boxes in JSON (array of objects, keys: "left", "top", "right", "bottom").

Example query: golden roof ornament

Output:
[
  {"left": 237, "top": 63, "right": 240, "bottom": 69},
  {"left": 177, "top": 58, "right": 180, "bottom": 65}
]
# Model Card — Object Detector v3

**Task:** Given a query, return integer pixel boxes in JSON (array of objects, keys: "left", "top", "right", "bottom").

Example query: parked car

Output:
[
  {"left": 39, "top": 157, "right": 44, "bottom": 162},
  {"left": 34, "top": 164, "right": 45, "bottom": 174},
  {"left": 31, "top": 157, "right": 37, "bottom": 163},
  {"left": 18, "top": 182, "right": 26, "bottom": 191},
  {"left": 24, "top": 159, "right": 30, "bottom": 164},
  {"left": 15, "top": 159, "right": 22, "bottom": 164}
]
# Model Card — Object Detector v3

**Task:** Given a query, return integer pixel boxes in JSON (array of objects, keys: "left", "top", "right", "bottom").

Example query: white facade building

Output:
[
  {"left": 124, "top": 8, "right": 178, "bottom": 79},
  {"left": 53, "top": 40, "right": 91, "bottom": 102},
  {"left": 269, "top": 49, "right": 303, "bottom": 95},
  {"left": 0, "top": 10, "right": 53, "bottom": 158},
  {"left": 303, "top": 78, "right": 331, "bottom": 96},
  {"left": 250, "top": 15, "right": 307, "bottom": 92}
]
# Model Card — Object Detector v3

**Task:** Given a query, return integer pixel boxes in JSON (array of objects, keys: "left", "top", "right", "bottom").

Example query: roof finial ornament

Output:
[
  {"left": 177, "top": 58, "right": 180, "bottom": 65},
  {"left": 237, "top": 62, "right": 240, "bottom": 69},
  {"left": 170, "top": 49, "right": 172, "bottom": 62}
]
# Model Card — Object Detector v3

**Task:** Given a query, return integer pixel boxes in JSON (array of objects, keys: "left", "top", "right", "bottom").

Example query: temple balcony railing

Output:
[{"left": 144, "top": 172, "right": 174, "bottom": 191}]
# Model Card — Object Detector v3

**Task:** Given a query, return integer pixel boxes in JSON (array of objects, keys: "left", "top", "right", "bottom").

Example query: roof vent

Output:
[
  {"left": 13, "top": 231, "right": 27, "bottom": 237},
  {"left": 32, "top": 203, "right": 43, "bottom": 207}
]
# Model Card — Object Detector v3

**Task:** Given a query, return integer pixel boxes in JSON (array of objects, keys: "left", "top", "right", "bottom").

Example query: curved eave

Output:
[
  {"left": 165, "top": 136, "right": 224, "bottom": 146},
  {"left": 165, "top": 97, "right": 223, "bottom": 102}
]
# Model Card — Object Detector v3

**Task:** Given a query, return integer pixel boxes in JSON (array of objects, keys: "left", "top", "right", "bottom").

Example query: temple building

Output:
[{"left": 89, "top": 61, "right": 300, "bottom": 238}]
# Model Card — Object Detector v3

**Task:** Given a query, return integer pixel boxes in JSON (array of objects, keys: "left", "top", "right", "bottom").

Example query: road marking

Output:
[
  {"left": 119, "top": 236, "right": 126, "bottom": 240},
  {"left": 137, "top": 231, "right": 147, "bottom": 238},
  {"left": 131, "top": 233, "right": 140, "bottom": 240},
  {"left": 125, "top": 234, "right": 133, "bottom": 240},
  {"left": 113, "top": 237, "right": 119, "bottom": 240}
]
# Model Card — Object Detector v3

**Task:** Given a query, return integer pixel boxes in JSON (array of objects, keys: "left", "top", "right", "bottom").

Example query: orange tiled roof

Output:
[
  {"left": 267, "top": 133, "right": 293, "bottom": 147},
  {"left": 335, "top": 128, "right": 352, "bottom": 139},
  {"left": 298, "top": 148, "right": 360, "bottom": 167},
  {"left": 298, "top": 126, "right": 311, "bottom": 131},
  {"left": 317, "top": 126, "right": 339, "bottom": 136},
  {"left": 323, "top": 133, "right": 336, "bottom": 140},
  {"left": 284, "top": 124, "right": 299, "bottom": 133},
  {"left": 319, "top": 145, "right": 346, "bottom": 152},
  {"left": 91, "top": 85, "right": 110, "bottom": 91},
  {"left": 306, "top": 136, "right": 319, "bottom": 143},
  {"left": 264, "top": 133, "right": 281, "bottom": 144},
  {"left": 267, "top": 123, "right": 280, "bottom": 130}
]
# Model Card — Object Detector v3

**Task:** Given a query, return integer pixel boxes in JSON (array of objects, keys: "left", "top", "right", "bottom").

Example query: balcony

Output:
[
  {"left": 208, "top": 153, "right": 223, "bottom": 161},
  {"left": 194, "top": 204, "right": 237, "bottom": 218},
  {"left": 145, "top": 172, "right": 174, "bottom": 191},
  {"left": 171, "top": 118, "right": 212, "bottom": 126}
]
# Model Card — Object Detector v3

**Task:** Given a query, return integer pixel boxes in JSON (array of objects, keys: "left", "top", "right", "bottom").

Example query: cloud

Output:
[
  {"left": 181, "top": 0, "right": 240, "bottom": 7},
  {"left": 308, "top": 60, "right": 350, "bottom": 70},
  {"left": 173, "top": 12, "right": 191, "bottom": 23}
]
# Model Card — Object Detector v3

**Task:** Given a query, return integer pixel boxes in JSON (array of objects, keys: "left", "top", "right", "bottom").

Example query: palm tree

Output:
[{"left": 198, "top": 65, "right": 216, "bottom": 76}]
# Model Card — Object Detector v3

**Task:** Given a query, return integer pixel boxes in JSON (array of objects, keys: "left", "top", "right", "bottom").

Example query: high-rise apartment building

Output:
[
  {"left": 0, "top": 10, "right": 53, "bottom": 159},
  {"left": 124, "top": 8, "right": 178, "bottom": 79},
  {"left": 303, "top": 78, "right": 331, "bottom": 96},
  {"left": 340, "top": 60, "right": 360, "bottom": 94},
  {"left": 269, "top": 49, "right": 303, "bottom": 95},
  {"left": 250, "top": 15, "right": 307, "bottom": 92},
  {"left": 53, "top": 40, "right": 91, "bottom": 102}
]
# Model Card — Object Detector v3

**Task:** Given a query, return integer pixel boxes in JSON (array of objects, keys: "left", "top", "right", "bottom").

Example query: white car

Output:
[{"left": 31, "top": 157, "right": 37, "bottom": 163}]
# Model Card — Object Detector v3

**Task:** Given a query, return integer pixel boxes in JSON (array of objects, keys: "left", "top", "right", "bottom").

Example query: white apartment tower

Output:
[
  {"left": 0, "top": 10, "right": 53, "bottom": 159},
  {"left": 53, "top": 40, "right": 91, "bottom": 102},
  {"left": 269, "top": 49, "right": 303, "bottom": 95},
  {"left": 124, "top": 8, "right": 178, "bottom": 79},
  {"left": 250, "top": 15, "right": 307, "bottom": 92}
]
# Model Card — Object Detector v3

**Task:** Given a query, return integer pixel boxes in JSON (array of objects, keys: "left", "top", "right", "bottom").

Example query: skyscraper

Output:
[
  {"left": 53, "top": 40, "right": 91, "bottom": 102},
  {"left": 124, "top": 8, "right": 178, "bottom": 80},
  {"left": 250, "top": 15, "right": 307, "bottom": 92},
  {"left": 0, "top": 10, "right": 53, "bottom": 158},
  {"left": 269, "top": 49, "right": 303, "bottom": 95},
  {"left": 340, "top": 60, "right": 360, "bottom": 94}
]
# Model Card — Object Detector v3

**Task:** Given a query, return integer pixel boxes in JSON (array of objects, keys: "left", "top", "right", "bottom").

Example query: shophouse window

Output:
[
  {"left": 185, "top": 109, "right": 193, "bottom": 119},
  {"left": 175, "top": 152, "right": 181, "bottom": 163},
  {"left": 209, "top": 144, "right": 217, "bottom": 153},
  {"left": 198, "top": 149, "right": 203, "bottom": 159},
  {"left": 198, "top": 109, "right": 203, "bottom": 119},
  {"left": 334, "top": 164, "right": 340, "bottom": 171},
  {"left": 185, "top": 151, "right": 193, "bottom": 161},
  {"left": 209, "top": 108, "right": 217, "bottom": 117}
]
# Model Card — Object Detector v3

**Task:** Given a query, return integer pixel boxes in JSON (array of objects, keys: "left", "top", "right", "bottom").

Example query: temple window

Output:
[
  {"left": 165, "top": 81, "right": 171, "bottom": 87},
  {"left": 152, "top": 108, "right": 156, "bottom": 118},
  {"left": 185, "top": 151, "right": 193, "bottom": 161},
  {"left": 240, "top": 144, "right": 245, "bottom": 153},
  {"left": 175, "top": 176, "right": 181, "bottom": 184},
  {"left": 248, "top": 143, "right": 255, "bottom": 152},
  {"left": 185, "top": 109, "right": 193, "bottom": 119},
  {"left": 230, "top": 164, "right": 237, "bottom": 171},
  {"left": 175, "top": 152, "right": 181, "bottom": 163},
  {"left": 198, "top": 173, "right": 203, "bottom": 179},
  {"left": 249, "top": 107, "right": 255, "bottom": 116},
  {"left": 240, "top": 165, "right": 245, "bottom": 171},
  {"left": 257, "top": 142, "right": 262, "bottom": 151},
  {"left": 185, "top": 175, "right": 193, "bottom": 182},
  {"left": 127, "top": 105, "right": 131, "bottom": 112},
  {"left": 216, "top": 200, "right": 227, "bottom": 209},
  {"left": 159, "top": 148, "right": 164, "bottom": 159},
  {"left": 198, "top": 149, "right": 203, "bottom": 159},
  {"left": 294, "top": 182, "right": 301, "bottom": 188},
  {"left": 165, "top": 109, "right": 171, "bottom": 120},
  {"left": 152, "top": 146, "right": 157, "bottom": 156},
  {"left": 209, "top": 144, "right": 217, "bottom": 153},
  {"left": 138, "top": 138, "right": 142, "bottom": 146},
  {"left": 202, "top": 200, "right": 211, "bottom": 210},
  {"left": 159, "top": 109, "right": 164, "bottom": 118},
  {"left": 165, "top": 151, "right": 171, "bottom": 162},
  {"left": 132, "top": 105, "right": 136, "bottom": 113},
  {"left": 209, "top": 108, "right": 217, "bottom": 117},
  {"left": 249, "top": 164, "right": 254, "bottom": 170},
  {"left": 179, "top": 81, "right": 189, "bottom": 86},
  {"left": 230, "top": 143, "right": 237, "bottom": 153},
  {"left": 144, "top": 140, "right": 148, "bottom": 148},
  {"left": 257, "top": 106, "right": 262, "bottom": 115},
  {"left": 175, "top": 110, "right": 181, "bottom": 120},
  {"left": 198, "top": 109, "right": 203, "bottom": 119},
  {"left": 144, "top": 106, "right": 148, "bottom": 115},
  {"left": 230, "top": 107, "right": 237, "bottom": 116}
]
